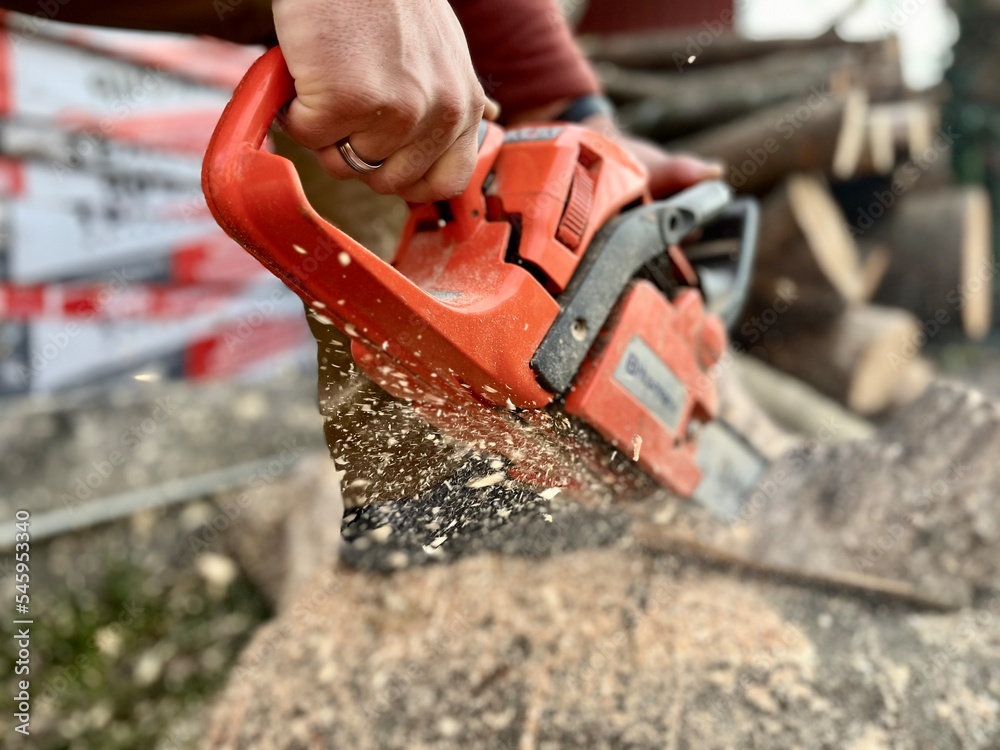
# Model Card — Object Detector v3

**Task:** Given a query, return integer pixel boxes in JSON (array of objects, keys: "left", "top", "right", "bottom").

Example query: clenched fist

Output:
[{"left": 274, "top": 0, "right": 497, "bottom": 203}]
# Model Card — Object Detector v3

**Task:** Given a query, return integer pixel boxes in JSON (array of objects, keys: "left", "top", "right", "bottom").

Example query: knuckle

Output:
[
  {"left": 382, "top": 94, "right": 423, "bottom": 130},
  {"left": 436, "top": 92, "right": 468, "bottom": 128},
  {"left": 470, "top": 89, "right": 488, "bottom": 119},
  {"left": 285, "top": 94, "right": 352, "bottom": 150}
]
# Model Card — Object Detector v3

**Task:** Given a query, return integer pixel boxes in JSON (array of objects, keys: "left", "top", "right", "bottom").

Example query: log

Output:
[
  {"left": 673, "top": 93, "right": 857, "bottom": 195},
  {"left": 582, "top": 30, "right": 904, "bottom": 97},
  {"left": 580, "top": 28, "right": 850, "bottom": 70},
  {"left": 895, "top": 100, "right": 939, "bottom": 157},
  {"left": 206, "top": 543, "right": 1000, "bottom": 748},
  {"left": 606, "top": 47, "right": 861, "bottom": 140},
  {"left": 731, "top": 355, "right": 875, "bottom": 442},
  {"left": 887, "top": 355, "right": 935, "bottom": 410},
  {"left": 867, "top": 105, "right": 898, "bottom": 174},
  {"left": 751, "top": 304, "right": 924, "bottom": 415},
  {"left": 714, "top": 357, "right": 798, "bottom": 461},
  {"left": 848, "top": 98, "right": 947, "bottom": 178},
  {"left": 854, "top": 35, "right": 907, "bottom": 100},
  {"left": 859, "top": 243, "right": 892, "bottom": 300},
  {"left": 834, "top": 150, "right": 954, "bottom": 242},
  {"left": 870, "top": 185, "right": 993, "bottom": 340},
  {"left": 741, "top": 174, "right": 863, "bottom": 335}
]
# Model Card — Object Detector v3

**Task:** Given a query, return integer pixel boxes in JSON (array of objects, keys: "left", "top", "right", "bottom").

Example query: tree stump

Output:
[{"left": 203, "top": 382, "right": 1000, "bottom": 750}]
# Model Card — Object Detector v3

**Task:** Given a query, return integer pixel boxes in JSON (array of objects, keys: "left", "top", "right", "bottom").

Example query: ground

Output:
[{"left": 3, "top": 339, "right": 1000, "bottom": 748}]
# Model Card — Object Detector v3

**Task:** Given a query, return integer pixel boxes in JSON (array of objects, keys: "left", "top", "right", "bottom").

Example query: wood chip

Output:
[{"left": 465, "top": 472, "right": 505, "bottom": 489}]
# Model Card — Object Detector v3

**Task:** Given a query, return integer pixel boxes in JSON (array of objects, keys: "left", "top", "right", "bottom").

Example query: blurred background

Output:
[{"left": 2, "top": 0, "right": 999, "bottom": 747}]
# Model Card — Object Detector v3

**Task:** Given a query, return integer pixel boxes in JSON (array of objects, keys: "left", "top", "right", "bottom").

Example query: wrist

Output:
[
  {"left": 506, "top": 98, "right": 573, "bottom": 126},
  {"left": 507, "top": 93, "right": 617, "bottom": 127}
]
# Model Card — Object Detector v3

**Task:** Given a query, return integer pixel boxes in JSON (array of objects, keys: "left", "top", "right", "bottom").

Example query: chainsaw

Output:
[{"left": 203, "top": 48, "right": 761, "bottom": 512}]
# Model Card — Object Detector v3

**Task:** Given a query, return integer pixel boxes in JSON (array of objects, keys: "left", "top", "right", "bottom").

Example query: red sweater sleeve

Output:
[{"left": 450, "top": 0, "right": 600, "bottom": 121}]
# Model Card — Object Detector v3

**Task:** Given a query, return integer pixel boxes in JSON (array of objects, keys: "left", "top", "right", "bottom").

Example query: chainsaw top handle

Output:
[{"left": 202, "top": 46, "right": 508, "bottom": 287}]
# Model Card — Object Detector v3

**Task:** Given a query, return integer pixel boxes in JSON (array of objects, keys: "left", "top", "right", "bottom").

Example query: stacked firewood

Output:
[{"left": 583, "top": 28, "right": 993, "bottom": 417}]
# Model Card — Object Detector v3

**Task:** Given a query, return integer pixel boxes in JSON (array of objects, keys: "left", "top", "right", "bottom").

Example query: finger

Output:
[
  {"left": 647, "top": 153, "right": 724, "bottom": 198},
  {"left": 314, "top": 141, "right": 383, "bottom": 182},
  {"left": 360, "top": 125, "right": 459, "bottom": 196},
  {"left": 314, "top": 114, "right": 421, "bottom": 182},
  {"left": 395, "top": 124, "right": 479, "bottom": 204},
  {"left": 484, "top": 98, "right": 501, "bottom": 122},
  {"left": 284, "top": 96, "right": 358, "bottom": 152}
]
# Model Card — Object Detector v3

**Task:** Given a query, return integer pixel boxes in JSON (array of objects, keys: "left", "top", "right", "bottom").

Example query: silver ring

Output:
[{"left": 337, "top": 139, "right": 383, "bottom": 174}]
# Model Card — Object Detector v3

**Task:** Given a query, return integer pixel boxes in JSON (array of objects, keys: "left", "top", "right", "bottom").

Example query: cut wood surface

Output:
[
  {"left": 887, "top": 354, "right": 935, "bottom": 410},
  {"left": 835, "top": 98, "right": 941, "bottom": 178},
  {"left": 867, "top": 105, "right": 898, "bottom": 174},
  {"left": 752, "top": 304, "right": 923, "bottom": 415},
  {"left": 871, "top": 185, "right": 994, "bottom": 340},
  {"left": 882, "top": 99, "right": 941, "bottom": 157},
  {"left": 743, "top": 174, "right": 863, "bottom": 333},
  {"left": 859, "top": 243, "right": 892, "bottom": 300},
  {"left": 831, "top": 87, "right": 869, "bottom": 179},
  {"left": 205, "top": 542, "right": 1000, "bottom": 749}
]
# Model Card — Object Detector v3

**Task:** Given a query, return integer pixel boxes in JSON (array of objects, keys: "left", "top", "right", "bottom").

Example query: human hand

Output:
[
  {"left": 273, "top": 0, "right": 498, "bottom": 203},
  {"left": 507, "top": 102, "right": 723, "bottom": 198},
  {"left": 580, "top": 113, "right": 724, "bottom": 198}
]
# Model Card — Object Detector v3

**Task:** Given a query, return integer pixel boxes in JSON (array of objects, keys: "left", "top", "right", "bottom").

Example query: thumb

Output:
[{"left": 647, "top": 154, "right": 725, "bottom": 198}]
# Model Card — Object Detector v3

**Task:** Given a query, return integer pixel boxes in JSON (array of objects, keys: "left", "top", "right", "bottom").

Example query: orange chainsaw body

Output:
[{"left": 203, "top": 48, "right": 730, "bottom": 497}]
